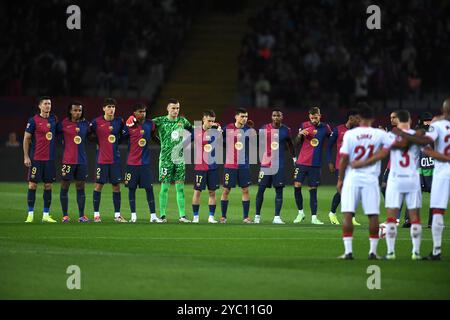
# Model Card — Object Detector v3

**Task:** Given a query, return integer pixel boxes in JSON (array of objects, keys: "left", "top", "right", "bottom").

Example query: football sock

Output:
[
  {"left": 159, "top": 183, "right": 170, "bottom": 217},
  {"left": 145, "top": 187, "right": 156, "bottom": 214},
  {"left": 221, "top": 200, "right": 229, "bottom": 218},
  {"left": 60, "top": 188, "right": 69, "bottom": 216},
  {"left": 432, "top": 212, "right": 444, "bottom": 255},
  {"left": 43, "top": 189, "right": 51, "bottom": 214},
  {"left": 209, "top": 204, "right": 216, "bottom": 217},
  {"left": 309, "top": 189, "right": 317, "bottom": 216},
  {"left": 294, "top": 187, "right": 303, "bottom": 210},
  {"left": 192, "top": 204, "right": 200, "bottom": 217},
  {"left": 175, "top": 183, "right": 186, "bottom": 217},
  {"left": 113, "top": 191, "right": 121, "bottom": 213},
  {"left": 128, "top": 188, "right": 136, "bottom": 214},
  {"left": 330, "top": 192, "right": 340, "bottom": 214},
  {"left": 275, "top": 187, "right": 283, "bottom": 216},
  {"left": 410, "top": 222, "right": 422, "bottom": 254},
  {"left": 369, "top": 236, "right": 379, "bottom": 255},
  {"left": 27, "top": 189, "right": 36, "bottom": 213},
  {"left": 343, "top": 235, "right": 353, "bottom": 254},
  {"left": 255, "top": 186, "right": 265, "bottom": 215},
  {"left": 93, "top": 190, "right": 101, "bottom": 212},
  {"left": 76, "top": 189, "right": 85, "bottom": 217},
  {"left": 386, "top": 220, "right": 397, "bottom": 254},
  {"left": 242, "top": 200, "right": 250, "bottom": 219}
]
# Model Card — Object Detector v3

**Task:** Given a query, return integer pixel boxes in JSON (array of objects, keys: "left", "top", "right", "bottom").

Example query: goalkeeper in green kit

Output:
[{"left": 126, "top": 98, "right": 193, "bottom": 222}]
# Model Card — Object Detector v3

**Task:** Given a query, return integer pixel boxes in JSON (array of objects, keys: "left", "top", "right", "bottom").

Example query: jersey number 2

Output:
[{"left": 354, "top": 145, "right": 375, "bottom": 161}]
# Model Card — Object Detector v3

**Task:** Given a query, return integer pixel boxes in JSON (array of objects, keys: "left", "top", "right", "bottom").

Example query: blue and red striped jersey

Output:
[
  {"left": 25, "top": 114, "right": 57, "bottom": 161},
  {"left": 57, "top": 117, "right": 89, "bottom": 165},
  {"left": 122, "top": 120, "right": 155, "bottom": 165},
  {"left": 259, "top": 123, "right": 291, "bottom": 169},
  {"left": 90, "top": 116, "right": 124, "bottom": 164},
  {"left": 194, "top": 126, "right": 220, "bottom": 171},
  {"left": 326, "top": 124, "right": 349, "bottom": 168},
  {"left": 224, "top": 123, "right": 255, "bottom": 169},
  {"left": 296, "top": 121, "right": 331, "bottom": 167}
]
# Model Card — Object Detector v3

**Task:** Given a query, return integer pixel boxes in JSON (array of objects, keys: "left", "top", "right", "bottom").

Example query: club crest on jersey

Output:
[
  {"left": 204, "top": 144, "right": 212, "bottom": 153},
  {"left": 140, "top": 130, "right": 145, "bottom": 135},
  {"left": 178, "top": 122, "right": 182, "bottom": 127},
  {"left": 171, "top": 130, "right": 180, "bottom": 140},
  {"left": 138, "top": 138, "right": 147, "bottom": 147},
  {"left": 271, "top": 141, "right": 279, "bottom": 150},
  {"left": 75, "top": 127, "right": 80, "bottom": 133},
  {"left": 109, "top": 126, "right": 113, "bottom": 132},
  {"left": 274, "top": 133, "right": 279, "bottom": 138},
  {"left": 74, "top": 136, "right": 82, "bottom": 144},
  {"left": 45, "top": 132, "right": 53, "bottom": 140},
  {"left": 310, "top": 138, "right": 319, "bottom": 147},
  {"left": 47, "top": 123, "right": 51, "bottom": 128},
  {"left": 108, "top": 134, "right": 116, "bottom": 143},
  {"left": 235, "top": 141, "right": 244, "bottom": 150}
]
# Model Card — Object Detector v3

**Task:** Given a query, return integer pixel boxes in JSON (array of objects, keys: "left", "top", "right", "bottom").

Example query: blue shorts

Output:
[
  {"left": 95, "top": 163, "right": 122, "bottom": 185},
  {"left": 223, "top": 168, "right": 251, "bottom": 189},
  {"left": 28, "top": 160, "right": 56, "bottom": 183},
  {"left": 194, "top": 169, "right": 219, "bottom": 191},
  {"left": 294, "top": 165, "right": 321, "bottom": 187},
  {"left": 258, "top": 167, "right": 285, "bottom": 188},
  {"left": 124, "top": 165, "right": 153, "bottom": 189},
  {"left": 61, "top": 164, "right": 88, "bottom": 181}
]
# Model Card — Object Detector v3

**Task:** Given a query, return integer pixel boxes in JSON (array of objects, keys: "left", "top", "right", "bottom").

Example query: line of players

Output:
[
  {"left": 23, "top": 97, "right": 449, "bottom": 261},
  {"left": 23, "top": 97, "right": 348, "bottom": 225},
  {"left": 336, "top": 102, "right": 450, "bottom": 261}
]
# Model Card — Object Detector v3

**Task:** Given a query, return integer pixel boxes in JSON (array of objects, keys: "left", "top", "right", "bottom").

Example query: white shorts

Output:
[
  {"left": 430, "top": 175, "right": 450, "bottom": 209},
  {"left": 341, "top": 180, "right": 380, "bottom": 215},
  {"left": 385, "top": 186, "right": 422, "bottom": 209},
  {"left": 385, "top": 175, "right": 422, "bottom": 209}
]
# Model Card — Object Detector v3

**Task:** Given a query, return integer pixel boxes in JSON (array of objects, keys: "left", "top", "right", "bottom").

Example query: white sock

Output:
[
  {"left": 28, "top": 211, "right": 34, "bottom": 216},
  {"left": 114, "top": 212, "right": 121, "bottom": 218},
  {"left": 298, "top": 209, "right": 304, "bottom": 215},
  {"left": 131, "top": 212, "right": 137, "bottom": 220},
  {"left": 150, "top": 213, "right": 157, "bottom": 220},
  {"left": 432, "top": 214, "right": 444, "bottom": 255},
  {"left": 386, "top": 222, "right": 397, "bottom": 254},
  {"left": 343, "top": 237, "right": 353, "bottom": 254},
  {"left": 410, "top": 223, "right": 422, "bottom": 254},
  {"left": 43, "top": 212, "right": 49, "bottom": 217},
  {"left": 94, "top": 212, "right": 100, "bottom": 218},
  {"left": 329, "top": 211, "right": 336, "bottom": 215},
  {"left": 369, "top": 237, "right": 379, "bottom": 255}
]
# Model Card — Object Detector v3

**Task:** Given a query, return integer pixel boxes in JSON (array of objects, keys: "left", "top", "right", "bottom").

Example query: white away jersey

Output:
[
  {"left": 388, "top": 129, "right": 420, "bottom": 177},
  {"left": 340, "top": 126, "right": 392, "bottom": 183},
  {"left": 426, "top": 119, "right": 450, "bottom": 175}
]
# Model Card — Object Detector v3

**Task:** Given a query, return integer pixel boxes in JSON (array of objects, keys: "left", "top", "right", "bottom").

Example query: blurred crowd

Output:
[
  {"left": 237, "top": 0, "right": 450, "bottom": 109},
  {"left": 0, "top": 0, "right": 195, "bottom": 98}
]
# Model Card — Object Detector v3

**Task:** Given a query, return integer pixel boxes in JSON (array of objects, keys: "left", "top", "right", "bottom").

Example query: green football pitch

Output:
[{"left": 0, "top": 182, "right": 449, "bottom": 299}]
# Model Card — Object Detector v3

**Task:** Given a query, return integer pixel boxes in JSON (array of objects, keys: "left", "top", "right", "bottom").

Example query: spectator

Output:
[
  {"left": 254, "top": 74, "right": 271, "bottom": 108},
  {"left": 5, "top": 132, "right": 20, "bottom": 147}
]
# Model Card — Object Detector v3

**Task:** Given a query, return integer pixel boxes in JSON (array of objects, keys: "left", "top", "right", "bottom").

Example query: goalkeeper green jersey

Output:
[{"left": 153, "top": 116, "right": 193, "bottom": 164}]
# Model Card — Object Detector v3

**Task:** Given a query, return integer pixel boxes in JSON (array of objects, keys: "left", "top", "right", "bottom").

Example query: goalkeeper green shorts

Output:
[{"left": 159, "top": 159, "right": 186, "bottom": 183}]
